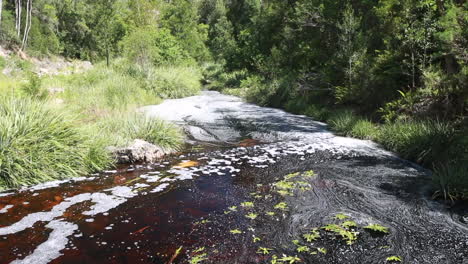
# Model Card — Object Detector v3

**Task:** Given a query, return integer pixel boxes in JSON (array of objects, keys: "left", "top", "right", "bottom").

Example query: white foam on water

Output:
[
  {"left": 11, "top": 220, "right": 77, "bottom": 264},
  {"left": 150, "top": 183, "right": 170, "bottom": 193},
  {"left": 0, "top": 205, "right": 13, "bottom": 214},
  {"left": 0, "top": 192, "right": 14, "bottom": 197}
]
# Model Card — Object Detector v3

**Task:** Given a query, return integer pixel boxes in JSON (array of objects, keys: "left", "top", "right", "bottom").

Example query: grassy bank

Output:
[
  {"left": 0, "top": 59, "right": 201, "bottom": 190},
  {"left": 287, "top": 103, "right": 468, "bottom": 200}
]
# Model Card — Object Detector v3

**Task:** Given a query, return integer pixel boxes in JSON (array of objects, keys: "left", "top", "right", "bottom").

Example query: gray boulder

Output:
[{"left": 107, "top": 139, "right": 172, "bottom": 164}]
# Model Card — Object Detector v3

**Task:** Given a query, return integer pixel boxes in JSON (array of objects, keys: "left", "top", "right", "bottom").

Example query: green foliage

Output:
[
  {"left": 121, "top": 27, "right": 190, "bottom": 67},
  {"left": 160, "top": 0, "right": 210, "bottom": 62},
  {"left": 0, "top": 97, "right": 110, "bottom": 188},
  {"left": 145, "top": 66, "right": 202, "bottom": 99}
]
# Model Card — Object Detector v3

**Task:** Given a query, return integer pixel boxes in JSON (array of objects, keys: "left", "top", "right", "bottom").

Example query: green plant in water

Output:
[
  {"left": 317, "top": 248, "right": 327, "bottom": 254},
  {"left": 364, "top": 224, "right": 389, "bottom": 234},
  {"left": 253, "top": 236, "right": 261, "bottom": 243},
  {"left": 322, "top": 224, "right": 358, "bottom": 245},
  {"left": 274, "top": 202, "right": 288, "bottom": 211},
  {"left": 246, "top": 213, "right": 258, "bottom": 220},
  {"left": 386, "top": 256, "right": 402, "bottom": 262},
  {"left": 296, "top": 245, "right": 310, "bottom": 253},
  {"left": 278, "top": 255, "right": 301, "bottom": 263},
  {"left": 189, "top": 253, "right": 207, "bottom": 264},
  {"left": 257, "top": 247, "right": 273, "bottom": 255},
  {"left": 229, "top": 206, "right": 238, "bottom": 211},
  {"left": 304, "top": 170, "right": 315, "bottom": 177},
  {"left": 334, "top": 213, "right": 349, "bottom": 220},
  {"left": 284, "top": 172, "right": 300, "bottom": 180},
  {"left": 303, "top": 228, "right": 320, "bottom": 242},
  {"left": 230, "top": 229, "right": 242, "bottom": 234},
  {"left": 266, "top": 211, "right": 276, "bottom": 216},
  {"left": 341, "top": 221, "right": 357, "bottom": 229},
  {"left": 241, "top": 201, "right": 254, "bottom": 208}
]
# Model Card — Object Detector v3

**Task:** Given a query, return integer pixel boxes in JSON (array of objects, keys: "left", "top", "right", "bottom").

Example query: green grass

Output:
[
  {"left": 145, "top": 66, "right": 202, "bottom": 99},
  {"left": 377, "top": 121, "right": 453, "bottom": 165},
  {"left": 0, "top": 58, "right": 188, "bottom": 190},
  {"left": 0, "top": 97, "right": 111, "bottom": 189},
  {"left": 94, "top": 113, "right": 184, "bottom": 151}
]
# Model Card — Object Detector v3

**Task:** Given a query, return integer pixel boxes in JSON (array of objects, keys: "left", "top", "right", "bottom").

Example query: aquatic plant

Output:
[
  {"left": 341, "top": 221, "right": 357, "bottom": 229},
  {"left": 386, "top": 256, "right": 402, "bottom": 262},
  {"left": 189, "top": 253, "right": 207, "bottom": 264},
  {"left": 245, "top": 213, "right": 258, "bottom": 220},
  {"left": 230, "top": 229, "right": 242, "bottom": 234},
  {"left": 322, "top": 224, "right": 358, "bottom": 245},
  {"left": 296, "top": 245, "right": 310, "bottom": 253},
  {"left": 274, "top": 202, "right": 288, "bottom": 211},
  {"left": 253, "top": 236, "right": 261, "bottom": 243},
  {"left": 241, "top": 201, "right": 254, "bottom": 208},
  {"left": 257, "top": 247, "right": 273, "bottom": 255},
  {"left": 317, "top": 248, "right": 327, "bottom": 254},
  {"left": 303, "top": 228, "right": 320, "bottom": 242},
  {"left": 334, "top": 213, "right": 349, "bottom": 220},
  {"left": 278, "top": 255, "right": 301, "bottom": 263},
  {"left": 303, "top": 170, "right": 315, "bottom": 177},
  {"left": 364, "top": 224, "right": 389, "bottom": 234}
]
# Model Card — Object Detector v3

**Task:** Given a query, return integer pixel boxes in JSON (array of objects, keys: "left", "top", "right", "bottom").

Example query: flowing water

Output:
[{"left": 0, "top": 91, "right": 467, "bottom": 264}]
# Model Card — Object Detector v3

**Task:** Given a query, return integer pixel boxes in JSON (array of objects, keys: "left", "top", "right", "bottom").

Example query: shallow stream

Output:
[{"left": 0, "top": 92, "right": 467, "bottom": 263}]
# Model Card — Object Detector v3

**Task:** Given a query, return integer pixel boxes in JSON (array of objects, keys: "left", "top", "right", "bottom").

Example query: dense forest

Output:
[{"left": 0, "top": 0, "right": 467, "bottom": 198}]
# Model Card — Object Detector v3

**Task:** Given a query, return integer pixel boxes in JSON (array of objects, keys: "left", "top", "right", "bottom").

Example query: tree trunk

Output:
[
  {"left": 16, "top": 0, "right": 22, "bottom": 37},
  {"left": 0, "top": 0, "right": 3, "bottom": 29},
  {"left": 106, "top": 44, "right": 110, "bottom": 67},
  {"left": 21, "top": 0, "right": 32, "bottom": 51}
]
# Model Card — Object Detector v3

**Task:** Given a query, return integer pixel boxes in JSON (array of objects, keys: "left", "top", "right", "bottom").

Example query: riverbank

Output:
[
  {"left": 213, "top": 81, "right": 467, "bottom": 200},
  {"left": 0, "top": 53, "right": 202, "bottom": 190}
]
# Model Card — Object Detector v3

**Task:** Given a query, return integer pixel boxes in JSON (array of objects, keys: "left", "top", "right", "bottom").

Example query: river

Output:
[{"left": 0, "top": 91, "right": 467, "bottom": 263}]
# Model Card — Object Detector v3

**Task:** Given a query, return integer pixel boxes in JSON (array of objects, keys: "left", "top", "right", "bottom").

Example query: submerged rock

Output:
[{"left": 107, "top": 139, "right": 173, "bottom": 164}]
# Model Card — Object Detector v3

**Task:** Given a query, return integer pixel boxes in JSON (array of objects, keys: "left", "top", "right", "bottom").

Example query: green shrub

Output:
[
  {"left": 146, "top": 66, "right": 202, "bottom": 99},
  {"left": 377, "top": 121, "right": 453, "bottom": 165},
  {"left": 0, "top": 97, "right": 111, "bottom": 189}
]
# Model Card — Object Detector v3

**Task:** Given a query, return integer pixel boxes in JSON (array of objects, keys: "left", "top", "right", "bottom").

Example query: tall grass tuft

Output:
[
  {"left": 95, "top": 113, "right": 184, "bottom": 152},
  {"left": 328, "top": 110, "right": 359, "bottom": 135},
  {"left": 433, "top": 163, "right": 468, "bottom": 201},
  {"left": 0, "top": 97, "right": 111, "bottom": 189},
  {"left": 377, "top": 121, "right": 453, "bottom": 165}
]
